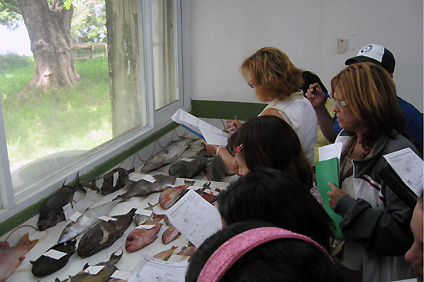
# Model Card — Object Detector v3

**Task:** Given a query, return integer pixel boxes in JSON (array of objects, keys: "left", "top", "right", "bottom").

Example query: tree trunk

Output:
[{"left": 17, "top": 0, "right": 79, "bottom": 89}]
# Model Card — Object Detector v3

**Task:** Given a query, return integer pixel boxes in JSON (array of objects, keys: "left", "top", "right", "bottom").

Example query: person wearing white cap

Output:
[{"left": 306, "top": 43, "right": 423, "bottom": 156}]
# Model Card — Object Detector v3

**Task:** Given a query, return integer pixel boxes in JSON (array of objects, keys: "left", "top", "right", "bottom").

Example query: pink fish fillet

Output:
[
  {"left": 159, "top": 185, "right": 189, "bottom": 210},
  {"left": 162, "top": 225, "right": 181, "bottom": 244},
  {"left": 153, "top": 246, "right": 177, "bottom": 261},
  {"left": 0, "top": 233, "right": 39, "bottom": 282},
  {"left": 126, "top": 223, "right": 162, "bottom": 253}
]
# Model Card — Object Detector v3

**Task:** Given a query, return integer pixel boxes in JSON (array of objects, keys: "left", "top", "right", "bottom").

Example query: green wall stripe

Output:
[
  {"left": 191, "top": 100, "right": 264, "bottom": 120},
  {"left": 0, "top": 100, "right": 263, "bottom": 237}
]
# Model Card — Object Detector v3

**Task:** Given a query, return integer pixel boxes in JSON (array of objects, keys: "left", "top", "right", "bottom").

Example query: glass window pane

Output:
[
  {"left": 152, "top": 0, "right": 178, "bottom": 110},
  {"left": 0, "top": 0, "right": 147, "bottom": 196}
]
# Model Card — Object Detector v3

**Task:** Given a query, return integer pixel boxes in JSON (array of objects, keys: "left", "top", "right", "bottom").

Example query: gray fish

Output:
[
  {"left": 31, "top": 239, "right": 76, "bottom": 277},
  {"left": 206, "top": 156, "right": 229, "bottom": 182},
  {"left": 58, "top": 199, "right": 123, "bottom": 244},
  {"left": 168, "top": 154, "right": 210, "bottom": 178},
  {"left": 77, "top": 209, "right": 136, "bottom": 258},
  {"left": 80, "top": 167, "right": 135, "bottom": 196},
  {"left": 55, "top": 249, "right": 122, "bottom": 282},
  {"left": 38, "top": 173, "right": 86, "bottom": 231},
  {"left": 141, "top": 139, "right": 190, "bottom": 172},
  {"left": 116, "top": 174, "right": 177, "bottom": 200}
]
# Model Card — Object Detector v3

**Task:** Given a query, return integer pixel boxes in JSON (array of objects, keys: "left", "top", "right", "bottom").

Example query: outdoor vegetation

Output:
[
  {"left": 0, "top": 53, "right": 111, "bottom": 171},
  {"left": 0, "top": 0, "right": 111, "bottom": 172}
]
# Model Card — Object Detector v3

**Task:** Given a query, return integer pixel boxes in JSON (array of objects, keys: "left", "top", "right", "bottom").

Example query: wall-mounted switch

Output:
[{"left": 337, "top": 39, "right": 347, "bottom": 53}]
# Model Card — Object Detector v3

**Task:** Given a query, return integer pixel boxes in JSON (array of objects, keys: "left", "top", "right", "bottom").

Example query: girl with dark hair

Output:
[
  {"left": 226, "top": 115, "right": 313, "bottom": 188},
  {"left": 185, "top": 221, "right": 344, "bottom": 282},
  {"left": 217, "top": 167, "right": 334, "bottom": 253}
]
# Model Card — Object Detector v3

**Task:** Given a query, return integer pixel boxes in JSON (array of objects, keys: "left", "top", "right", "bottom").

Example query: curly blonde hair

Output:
[{"left": 240, "top": 47, "right": 303, "bottom": 102}]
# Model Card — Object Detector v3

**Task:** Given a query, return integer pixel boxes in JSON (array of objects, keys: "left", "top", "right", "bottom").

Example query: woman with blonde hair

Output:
[
  {"left": 206, "top": 47, "right": 317, "bottom": 173},
  {"left": 326, "top": 62, "right": 420, "bottom": 282}
]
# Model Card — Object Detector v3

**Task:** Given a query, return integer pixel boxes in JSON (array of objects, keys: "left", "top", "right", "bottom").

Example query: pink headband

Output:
[{"left": 197, "top": 227, "right": 332, "bottom": 282}]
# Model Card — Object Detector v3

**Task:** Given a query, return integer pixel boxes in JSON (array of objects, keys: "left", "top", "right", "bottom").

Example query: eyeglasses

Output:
[{"left": 334, "top": 100, "right": 348, "bottom": 109}]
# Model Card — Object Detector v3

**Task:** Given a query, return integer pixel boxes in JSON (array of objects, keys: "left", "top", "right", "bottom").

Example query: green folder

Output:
[{"left": 315, "top": 157, "right": 345, "bottom": 240}]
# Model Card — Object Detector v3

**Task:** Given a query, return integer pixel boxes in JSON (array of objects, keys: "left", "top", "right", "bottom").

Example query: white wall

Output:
[{"left": 187, "top": 0, "right": 423, "bottom": 112}]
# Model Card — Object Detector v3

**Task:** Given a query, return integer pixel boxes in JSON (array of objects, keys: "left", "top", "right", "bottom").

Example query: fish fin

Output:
[
  {"left": 74, "top": 172, "right": 87, "bottom": 194},
  {"left": 83, "top": 263, "right": 90, "bottom": 270}
]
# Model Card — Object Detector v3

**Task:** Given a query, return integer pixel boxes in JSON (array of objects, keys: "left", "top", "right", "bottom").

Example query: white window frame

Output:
[{"left": 0, "top": 0, "right": 190, "bottom": 224}]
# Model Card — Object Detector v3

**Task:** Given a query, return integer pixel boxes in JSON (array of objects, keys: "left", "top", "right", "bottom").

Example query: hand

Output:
[
  {"left": 225, "top": 119, "right": 242, "bottom": 133},
  {"left": 306, "top": 83, "right": 326, "bottom": 109},
  {"left": 327, "top": 183, "right": 347, "bottom": 210},
  {"left": 203, "top": 141, "right": 220, "bottom": 155}
]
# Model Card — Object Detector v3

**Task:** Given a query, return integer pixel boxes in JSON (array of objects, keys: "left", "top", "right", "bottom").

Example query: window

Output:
[{"left": 0, "top": 0, "right": 188, "bottom": 222}]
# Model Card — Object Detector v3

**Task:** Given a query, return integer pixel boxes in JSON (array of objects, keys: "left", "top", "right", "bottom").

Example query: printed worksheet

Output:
[
  {"left": 383, "top": 148, "right": 423, "bottom": 196},
  {"left": 165, "top": 189, "right": 222, "bottom": 247},
  {"left": 128, "top": 253, "right": 189, "bottom": 282},
  {"left": 171, "top": 109, "right": 229, "bottom": 145}
]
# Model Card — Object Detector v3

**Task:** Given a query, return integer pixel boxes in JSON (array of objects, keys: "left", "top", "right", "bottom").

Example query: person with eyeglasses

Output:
[
  {"left": 306, "top": 44, "right": 423, "bottom": 157},
  {"left": 325, "top": 62, "right": 421, "bottom": 282},
  {"left": 206, "top": 47, "right": 318, "bottom": 174}
]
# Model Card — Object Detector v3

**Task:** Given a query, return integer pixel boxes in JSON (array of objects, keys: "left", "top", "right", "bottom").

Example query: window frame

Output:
[{"left": 0, "top": 0, "right": 190, "bottom": 224}]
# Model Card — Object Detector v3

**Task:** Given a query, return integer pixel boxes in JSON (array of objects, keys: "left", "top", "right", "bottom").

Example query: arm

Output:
[
  {"left": 333, "top": 186, "right": 413, "bottom": 256},
  {"left": 205, "top": 143, "right": 240, "bottom": 175},
  {"left": 306, "top": 83, "right": 336, "bottom": 142}
]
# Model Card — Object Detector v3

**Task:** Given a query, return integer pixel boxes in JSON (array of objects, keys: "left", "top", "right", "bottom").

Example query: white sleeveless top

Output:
[{"left": 260, "top": 91, "right": 318, "bottom": 164}]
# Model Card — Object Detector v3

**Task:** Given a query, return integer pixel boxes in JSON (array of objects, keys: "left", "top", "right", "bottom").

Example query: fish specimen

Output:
[
  {"left": 125, "top": 223, "right": 163, "bottom": 253},
  {"left": 159, "top": 185, "right": 189, "bottom": 210},
  {"left": 31, "top": 239, "right": 76, "bottom": 277},
  {"left": 0, "top": 233, "right": 39, "bottom": 282},
  {"left": 177, "top": 245, "right": 197, "bottom": 257},
  {"left": 38, "top": 174, "right": 86, "bottom": 231},
  {"left": 115, "top": 174, "right": 177, "bottom": 200},
  {"left": 141, "top": 139, "right": 190, "bottom": 172},
  {"left": 77, "top": 209, "right": 136, "bottom": 258},
  {"left": 56, "top": 249, "right": 122, "bottom": 282},
  {"left": 168, "top": 154, "right": 210, "bottom": 178},
  {"left": 153, "top": 246, "right": 178, "bottom": 261},
  {"left": 206, "top": 155, "right": 230, "bottom": 182},
  {"left": 133, "top": 212, "right": 164, "bottom": 226},
  {"left": 195, "top": 183, "right": 218, "bottom": 204},
  {"left": 162, "top": 225, "right": 181, "bottom": 244},
  {"left": 58, "top": 199, "right": 123, "bottom": 244},
  {"left": 82, "top": 167, "right": 135, "bottom": 196}
]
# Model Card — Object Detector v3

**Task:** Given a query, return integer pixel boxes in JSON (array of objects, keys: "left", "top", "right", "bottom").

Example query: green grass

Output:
[{"left": 0, "top": 53, "right": 112, "bottom": 169}]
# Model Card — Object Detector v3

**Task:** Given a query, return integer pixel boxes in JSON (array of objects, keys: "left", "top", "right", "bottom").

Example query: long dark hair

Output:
[
  {"left": 218, "top": 167, "right": 335, "bottom": 253},
  {"left": 185, "top": 221, "right": 344, "bottom": 282},
  {"left": 227, "top": 115, "right": 313, "bottom": 189}
]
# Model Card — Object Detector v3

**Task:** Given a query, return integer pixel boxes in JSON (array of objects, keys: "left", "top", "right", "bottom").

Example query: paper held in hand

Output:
[{"left": 171, "top": 109, "right": 229, "bottom": 146}]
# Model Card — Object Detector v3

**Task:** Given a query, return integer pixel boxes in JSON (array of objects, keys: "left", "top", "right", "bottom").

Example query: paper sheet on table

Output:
[
  {"left": 171, "top": 109, "right": 229, "bottom": 145},
  {"left": 128, "top": 253, "right": 188, "bottom": 282},
  {"left": 165, "top": 189, "right": 222, "bottom": 247},
  {"left": 383, "top": 148, "right": 423, "bottom": 196},
  {"left": 318, "top": 142, "right": 343, "bottom": 162}
]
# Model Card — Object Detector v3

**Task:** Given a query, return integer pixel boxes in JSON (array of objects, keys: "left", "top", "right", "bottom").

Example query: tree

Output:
[
  {"left": 1, "top": 0, "right": 79, "bottom": 89},
  {"left": 71, "top": 0, "right": 106, "bottom": 44}
]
